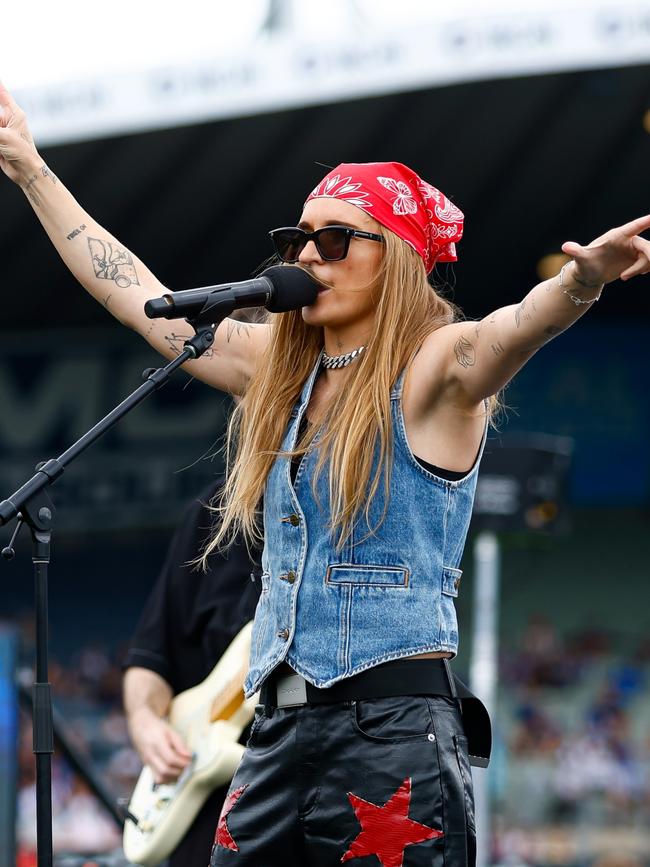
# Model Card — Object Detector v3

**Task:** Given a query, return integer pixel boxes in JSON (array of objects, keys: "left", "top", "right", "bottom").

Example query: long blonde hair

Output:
[{"left": 205, "top": 228, "right": 485, "bottom": 562}]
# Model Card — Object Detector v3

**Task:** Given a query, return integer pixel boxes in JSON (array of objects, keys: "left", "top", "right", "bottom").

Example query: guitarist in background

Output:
[{"left": 122, "top": 476, "right": 261, "bottom": 865}]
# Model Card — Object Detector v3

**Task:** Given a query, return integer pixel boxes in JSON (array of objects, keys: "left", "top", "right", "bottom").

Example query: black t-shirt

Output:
[
  {"left": 122, "top": 479, "right": 262, "bottom": 691},
  {"left": 122, "top": 479, "right": 262, "bottom": 865}
]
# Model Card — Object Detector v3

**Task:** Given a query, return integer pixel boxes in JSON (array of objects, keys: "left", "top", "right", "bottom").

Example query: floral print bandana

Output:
[{"left": 305, "top": 161, "right": 464, "bottom": 273}]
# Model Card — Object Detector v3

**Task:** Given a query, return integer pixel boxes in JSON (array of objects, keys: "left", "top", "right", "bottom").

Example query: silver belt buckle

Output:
[{"left": 276, "top": 673, "right": 308, "bottom": 707}]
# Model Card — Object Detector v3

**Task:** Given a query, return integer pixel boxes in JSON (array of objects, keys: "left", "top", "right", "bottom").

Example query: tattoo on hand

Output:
[
  {"left": 165, "top": 332, "right": 214, "bottom": 358},
  {"left": 66, "top": 223, "right": 87, "bottom": 241},
  {"left": 226, "top": 320, "right": 252, "bottom": 343},
  {"left": 454, "top": 335, "right": 476, "bottom": 369},
  {"left": 88, "top": 237, "right": 140, "bottom": 288},
  {"left": 491, "top": 342, "right": 505, "bottom": 356},
  {"left": 20, "top": 132, "right": 34, "bottom": 147}
]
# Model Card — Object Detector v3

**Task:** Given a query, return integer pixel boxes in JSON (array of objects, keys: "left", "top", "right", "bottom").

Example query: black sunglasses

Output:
[{"left": 268, "top": 225, "right": 384, "bottom": 263}]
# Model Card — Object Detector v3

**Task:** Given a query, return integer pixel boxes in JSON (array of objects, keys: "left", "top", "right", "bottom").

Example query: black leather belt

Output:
[{"left": 260, "top": 658, "right": 491, "bottom": 768}]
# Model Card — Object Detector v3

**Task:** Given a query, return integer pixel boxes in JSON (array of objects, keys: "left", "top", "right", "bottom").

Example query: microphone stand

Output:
[{"left": 0, "top": 308, "right": 226, "bottom": 867}]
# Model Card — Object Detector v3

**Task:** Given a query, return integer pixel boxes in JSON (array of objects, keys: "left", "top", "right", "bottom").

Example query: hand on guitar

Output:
[{"left": 129, "top": 706, "right": 193, "bottom": 785}]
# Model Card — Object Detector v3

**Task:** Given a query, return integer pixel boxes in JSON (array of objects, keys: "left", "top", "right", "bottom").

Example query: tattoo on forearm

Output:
[
  {"left": 491, "top": 342, "right": 505, "bottom": 356},
  {"left": 165, "top": 331, "right": 214, "bottom": 358},
  {"left": 226, "top": 320, "right": 252, "bottom": 343},
  {"left": 454, "top": 335, "right": 476, "bottom": 368},
  {"left": 474, "top": 321, "right": 481, "bottom": 338},
  {"left": 515, "top": 297, "right": 533, "bottom": 328},
  {"left": 40, "top": 164, "right": 57, "bottom": 185},
  {"left": 23, "top": 173, "right": 41, "bottom": 207},
  {"left": 103, "top": 294, "right": 112, "bottom": 310},
  {"left": 88, "top": 238, "right": 140, "bottom": 288},
  {"left": 520, "top": 324, "right": 566, "bottom": 354},
  {"left": 66, "top": 223, "right": 87, "bottom": 241}
]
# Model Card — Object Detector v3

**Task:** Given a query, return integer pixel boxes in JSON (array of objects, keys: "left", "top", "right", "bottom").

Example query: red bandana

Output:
[{"left": 305, "top": 161, "right": 463, "bottom": 273}]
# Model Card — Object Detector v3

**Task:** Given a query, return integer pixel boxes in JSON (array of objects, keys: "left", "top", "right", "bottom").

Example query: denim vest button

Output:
[
  {"left": 280, "top": 571, "right": 296, "bottom": 583},
  {"left": 288, "top": 514, "right": 300, "bottom": 526},
  {"left": 278, "top": 628, "right": 290, "bottom": 640}
]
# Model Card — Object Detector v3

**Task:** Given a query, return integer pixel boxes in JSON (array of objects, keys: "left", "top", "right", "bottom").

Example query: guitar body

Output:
[{"left": 123, "top": 621, "right": 258, "bottom": 865}]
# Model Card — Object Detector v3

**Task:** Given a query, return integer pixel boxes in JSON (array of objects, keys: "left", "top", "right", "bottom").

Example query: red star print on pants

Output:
[
  {"left": 341, "top": 777, "right": 443, "bottom": 867},
  {"left": 215, "top": 784, "right": 248, "bottom": 851}
]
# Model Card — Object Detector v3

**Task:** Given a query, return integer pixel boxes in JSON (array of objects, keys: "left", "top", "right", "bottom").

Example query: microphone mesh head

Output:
[{"left": 262, "top": 265, "right": 320, "bottom": 312}]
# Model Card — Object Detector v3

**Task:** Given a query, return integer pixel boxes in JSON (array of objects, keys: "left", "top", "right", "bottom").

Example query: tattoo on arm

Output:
[
  {"left": 23, "top": 173, "right": 41, "bottom": 207},
  {"left": 226, "top": 320, "right": 252, "bottom": 343},
  {"left": 103, "top": 294, "right": 112, "bottom": 309},
  {"left": 519, "top": 324, "right": 567, "bottom": 355},
  {"left": 40, "top": 164, "right": 57, "bottom": 185},
  {"left": 88, "top": 237, "right": 140, "bottom": 288},
  {"left": 164, "top": 331, "right": 214, "bottom": 358},
  {"left": 66, "top": 224, "right": 87, "bottom": 241},
  {"left": 515, "top": 297, "right": 533, "bottom": 328},
  {"left": 454, "top": 335, "right": 476, "bottom": 369},
  {"left": 491, "top": 341, "right": 505, "bottom": 356}
]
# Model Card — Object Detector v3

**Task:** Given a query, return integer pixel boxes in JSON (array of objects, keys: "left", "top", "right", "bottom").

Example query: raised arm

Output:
[
  {"left": 428, "top": 214, "right": 650, "bottom": 406},
  {"left": 0, "top": 82, "right": 268, "bottom": 395}
]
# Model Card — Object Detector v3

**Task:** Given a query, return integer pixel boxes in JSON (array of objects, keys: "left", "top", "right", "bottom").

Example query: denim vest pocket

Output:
[
  {"left": 326, "top": 564, "right": 410, "bottom": 588},
  {"left": 441, "top": 567, "right": 463, "bottom": 598},
  {"left": 350, "top": 695, "right": 436, "bottom": 744}
]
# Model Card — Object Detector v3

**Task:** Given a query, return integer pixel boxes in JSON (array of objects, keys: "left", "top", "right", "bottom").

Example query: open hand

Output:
[
  {"left": 0, "top": 81, "right": 38, "bottom": 184},
  {"left": 562, "top": 214, "right": 650, "bottom": 286}
]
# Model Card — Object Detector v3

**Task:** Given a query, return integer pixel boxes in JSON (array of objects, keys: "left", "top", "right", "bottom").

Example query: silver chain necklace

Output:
[{"left": 321, "top": 345, "right": 366, "bottom": 369}]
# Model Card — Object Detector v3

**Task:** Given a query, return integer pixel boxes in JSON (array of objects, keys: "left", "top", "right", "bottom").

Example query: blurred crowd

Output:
[
  {"left": 492, "top": 615, "right": 650, "bottom": 865},
  {"left": 11, "top": 611, "right": 650, "bottom": 866}
]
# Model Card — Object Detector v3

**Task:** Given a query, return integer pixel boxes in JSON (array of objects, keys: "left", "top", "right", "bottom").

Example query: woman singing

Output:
[{"left": 2, "top": 82, "right": 649, "bottom": 866}]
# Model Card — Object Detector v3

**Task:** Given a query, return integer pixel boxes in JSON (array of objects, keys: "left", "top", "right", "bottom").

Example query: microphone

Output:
[{"left": 144, "top": 265, "right": 320, "bottom": 320}]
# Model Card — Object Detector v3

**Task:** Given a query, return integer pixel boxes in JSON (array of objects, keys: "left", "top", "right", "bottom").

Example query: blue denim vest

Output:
[{"left": 244, "top": 354, "right": 488, "bottom": 697}]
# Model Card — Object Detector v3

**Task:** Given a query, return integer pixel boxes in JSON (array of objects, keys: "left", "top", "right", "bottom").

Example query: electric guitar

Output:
[{"left": 122, "top": 621, "right": 258, "bottom": 865}]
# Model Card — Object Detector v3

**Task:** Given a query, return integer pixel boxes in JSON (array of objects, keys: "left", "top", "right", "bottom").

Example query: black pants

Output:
[{"left": 209, "top": 693, "right": 476, "bottom": 866}]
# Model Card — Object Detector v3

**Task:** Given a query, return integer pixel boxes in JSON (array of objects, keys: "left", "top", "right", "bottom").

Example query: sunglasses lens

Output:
[
  {"left": 317, "top": 228, "right": 348, "bottom": 260},
  {"left": 273, "top": 230, "right": 305, "bottom": 262}
]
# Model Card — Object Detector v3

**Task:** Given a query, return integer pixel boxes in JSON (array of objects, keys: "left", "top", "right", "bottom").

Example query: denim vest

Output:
[{"left": 244, "top": 354, "right": 488, "bottom": 697}]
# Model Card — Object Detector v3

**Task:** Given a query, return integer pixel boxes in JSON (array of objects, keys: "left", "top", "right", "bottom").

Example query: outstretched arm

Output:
[
  {"left": 0, "top": 82, "right": 268, "bottom": 394},
  {"left": 430, "top": 214, "right": 650, "bottom": 406}
]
